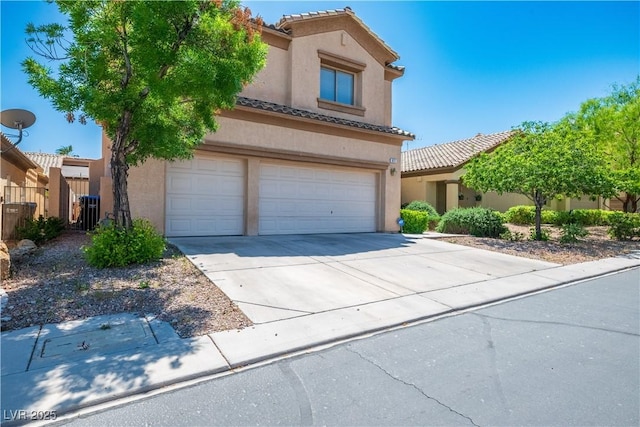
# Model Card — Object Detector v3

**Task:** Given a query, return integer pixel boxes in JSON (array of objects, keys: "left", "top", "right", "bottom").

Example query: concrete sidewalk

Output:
[{"left": 1, "top": 234, "right": 639, "bottom": 424}]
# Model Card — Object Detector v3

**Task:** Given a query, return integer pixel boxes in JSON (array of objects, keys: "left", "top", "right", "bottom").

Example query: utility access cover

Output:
[{"left": 29, "top": 315, "right": 158, "bottom": 371}]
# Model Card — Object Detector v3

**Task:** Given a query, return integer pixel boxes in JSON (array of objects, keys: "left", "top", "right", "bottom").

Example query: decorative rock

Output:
[
  {"left": 17, "top": 239, "right": 37, "bottom": 250},
  {"left": 0, "top": 241, "right": 9, "bottom": 280},
  {"left": 9, "top": 239, "right": 37, "bottom": 260}
]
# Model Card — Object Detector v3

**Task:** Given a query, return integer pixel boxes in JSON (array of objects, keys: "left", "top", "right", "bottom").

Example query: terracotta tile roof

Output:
[
  {"left": 277, "top": 7, "right": 400, "bottom": 60},
  {"left": 236, "top": 97, "right": 415, "bottom": 138},
  {"left": 402, "top": 130, "right": 515, "bottom": 173},
  {"left": 24, "top": 152, "right": 63, "bottom": 176}
]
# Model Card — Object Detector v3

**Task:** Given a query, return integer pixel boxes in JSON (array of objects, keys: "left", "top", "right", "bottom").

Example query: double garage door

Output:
[{"left": 166, "top": 156, "right": 377, "bottom": 236}]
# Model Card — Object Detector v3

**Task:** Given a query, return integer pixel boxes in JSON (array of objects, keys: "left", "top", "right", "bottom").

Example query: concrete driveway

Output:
[{"left": 170, "top": 233, "right": 559, "bottom": 324}]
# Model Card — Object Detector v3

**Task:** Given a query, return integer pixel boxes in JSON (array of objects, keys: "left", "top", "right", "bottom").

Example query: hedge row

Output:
[{"left": 503, "top": 206, "right": 619, "bottom": 226}]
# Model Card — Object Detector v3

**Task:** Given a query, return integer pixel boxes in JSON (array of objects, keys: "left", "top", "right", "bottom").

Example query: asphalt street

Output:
[{"left": 56, "top": 267, "right": 639, "bottom": 426}]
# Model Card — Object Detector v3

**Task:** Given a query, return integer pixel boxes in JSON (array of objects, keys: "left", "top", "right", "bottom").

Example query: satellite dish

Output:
[
  {"left": 0, "top": 108, "right": 37, "bottom": 153},
  {"left": 1, "top": 109, "right": 36, "bottom": 130}
]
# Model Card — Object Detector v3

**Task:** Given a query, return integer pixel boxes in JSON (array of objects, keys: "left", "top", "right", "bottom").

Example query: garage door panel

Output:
[
  {"left": 259, "top": 163, "right": 376, "bottom": 235},
  {"left": 166, "top": 157, "right": 244, "bottom": 237}
]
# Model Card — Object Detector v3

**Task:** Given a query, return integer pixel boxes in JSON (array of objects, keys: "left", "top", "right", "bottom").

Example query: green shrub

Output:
[
  {"left": 607, "top": 212, "right": 640, "bottom": 241},
  {"left": 436, "top": 208, "right": 506, "bottom": 238},
  {"left": 400, "top": 209, "right": 429, "bottom": 234},
  {"left": 529, "top": 227, "right": 551, "bottom": 241},
  {"left": 554, "top": 209, "right": 615, "bottom": 226},
  {"left": 559, "top": 223, "right": 589, "bottom": 243},
  {"left": 403, "top": 200, "right": 439, "bottom": 217},
  {"left": 553, "top": 211, "right": 572, "bottom": 226},
  {"left": 16, "top": 215, "right": 65, "bottom": 245},
  {"left": 500, "top": 229, "right": 525, "bottom": 241},
  {"left": 84, "top": 218, "right": 166, "bottom": 268},
  {"left": 541, "top": 210, "right": 557, "bottom": 224},
  {"left": 504, "top": 206, "right": 536, "bottom": 225}
]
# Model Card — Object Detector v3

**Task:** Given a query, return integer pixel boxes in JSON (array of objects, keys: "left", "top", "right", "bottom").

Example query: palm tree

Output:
[{"left": 55, "top": 145, "right": 73, "bottom": 156}]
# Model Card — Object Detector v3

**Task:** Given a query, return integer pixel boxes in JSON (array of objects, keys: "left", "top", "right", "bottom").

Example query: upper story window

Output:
[
  {"left": 317, "top": 50, "right": 366, "bottom": 117},
  {"left": 320, "top": 67, "right": 354, "bottom": 105}
]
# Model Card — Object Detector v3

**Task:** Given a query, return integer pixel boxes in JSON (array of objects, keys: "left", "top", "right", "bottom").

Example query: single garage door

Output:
[
  {"left": 259, "top": 163, "right": 377, "bottom": 235},
  {"left": 166, "top": 156, "right": 244, "bottom": 236}
]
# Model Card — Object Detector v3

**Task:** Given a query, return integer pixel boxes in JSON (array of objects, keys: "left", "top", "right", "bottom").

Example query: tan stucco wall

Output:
[
  {"left": 478, "top": 191, "right": 532, "bottom": 212},
  {"left": 404, "top": 168, "right": 605, "bottom": 214},
  {"left": 127, "top": 158, "right": 166, "bottom": 231},
  {"left": 241, "top": 44, "right": 290, "bottom": 105},
  {"left": 0, "top": 161, "right": 28, "bottom": 189},
  {"left": 209, "top": 116, "right": 399, "bottom": 165},
  {"left": 568, "top": 197, "right": 600, "bottom": 210},
  {"left": 285, "top": 31, "right": 387, "bottom": 126}
]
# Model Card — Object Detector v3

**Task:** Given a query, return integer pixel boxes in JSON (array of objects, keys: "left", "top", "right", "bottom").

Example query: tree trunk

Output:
[
  {"left": 534, "top": 190, "right": 544, "bottom": 241},
  {"left": 632, "top": 195, "right": 639, "bottom": 213},
  {"left": 110, "top": 112, "right": 133, "bottom": 229}
]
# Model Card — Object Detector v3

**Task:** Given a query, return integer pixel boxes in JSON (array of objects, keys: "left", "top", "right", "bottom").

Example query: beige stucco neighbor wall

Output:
[
  {"left": 1, "top": 161, "right": 29, "bottom": 188},
  {"left": 403, "top": 169, "right": 604, "bottom": 214}
]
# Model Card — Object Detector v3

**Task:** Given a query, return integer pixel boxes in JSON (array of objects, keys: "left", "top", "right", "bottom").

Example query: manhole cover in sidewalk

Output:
[{"left": 29, "top": 316, "right": 158, "bottom": 371}]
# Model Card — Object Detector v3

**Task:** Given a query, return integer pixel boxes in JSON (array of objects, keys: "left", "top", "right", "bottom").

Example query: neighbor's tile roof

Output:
[
  {"left": 24, "top": 152, "right": 63, "bottom": 176},
  {"left": 402, "top": 130, "right": 514, "bottom": 173},
  {"left": 236, "top": 97, "right": 415, "bottom": 138}
]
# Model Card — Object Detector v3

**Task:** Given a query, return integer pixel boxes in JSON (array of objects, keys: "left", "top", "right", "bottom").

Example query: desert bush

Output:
[
  {"left": 399, "top": 209, "right": 429, "bottom": 234},
  {"left": 84, "top": 218, "right": 166, "bottom": 268},
  {"left": 607, "top": 212, "right": 640, "bottom": 241},
  {"left": 529, "top": 227, "right": 551, "bottom": 241},
  {"left": 500, "top": 229, "right": 526, "bottom": 241},
  {"left": 553, "top": 209, "right": 614, "bottom": 226},
  {"left": 559, "top": 223, "right": 589, "bottom": 243},
  {"left": 16, "top": 216, "right": 65, "bottom": 244},
  {"left": 403, "top": 200, "right": 439, "bottom": 217},
  {"left": 436, "top": 208, "right": 506, "bottom": 237},
  {"left": 503, "top": 206, "right": 536, "bottom": 225},
  {"left": 541, "top": 210, "right": 557, "bottom": 224}
]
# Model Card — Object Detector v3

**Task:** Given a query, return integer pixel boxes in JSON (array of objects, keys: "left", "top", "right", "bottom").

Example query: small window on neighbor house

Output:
[{"left": 320, "top": 67, "right": 354, "bottom": 105}]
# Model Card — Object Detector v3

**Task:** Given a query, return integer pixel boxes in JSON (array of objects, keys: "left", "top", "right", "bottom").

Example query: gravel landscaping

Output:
[
  {"left": 441, "top": 224, "right": 640, "bottom": 264},
  {"left": 1, "top": 232, "right": 250, "bottom": 337},
  {"left": 1, "top": 225, "right": 638, "bottom": 337}
]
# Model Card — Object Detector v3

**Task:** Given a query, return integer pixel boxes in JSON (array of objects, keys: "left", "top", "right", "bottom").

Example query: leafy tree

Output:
[
  {"left": 23, "top": 0, "right": 267, "bottom": 229},
  {"left": 576, "top": 76, "right": 640, "bottom": 212},
  {"left": 463, "top": 120, "right": 614, "bottom": 240},
  {"left": 55, "top": 145, "right": 74, "bottom": 156}
]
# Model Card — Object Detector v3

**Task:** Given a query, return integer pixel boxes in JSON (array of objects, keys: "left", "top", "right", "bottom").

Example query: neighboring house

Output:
[
  {"left": 401, "top": 131, "right": 602, "bottom": 214},
  {"left": 99, "top": 7, "right": 414, "bottom": 236},
  {"left": 0, "top": 133, "right": 48, "bottom": 239},
  {"left": 25, "top": 152, "right": 102, "bottom": 229}
]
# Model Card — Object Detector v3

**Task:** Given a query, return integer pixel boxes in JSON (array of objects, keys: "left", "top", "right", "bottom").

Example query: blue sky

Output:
[{"left": 1, "top": 1, "right": 638, "bottom": 159}]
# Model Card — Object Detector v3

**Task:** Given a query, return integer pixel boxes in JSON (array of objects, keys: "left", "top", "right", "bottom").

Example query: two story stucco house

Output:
[{"left": 98, "top": 7, "right": 414, "bottom": 236}]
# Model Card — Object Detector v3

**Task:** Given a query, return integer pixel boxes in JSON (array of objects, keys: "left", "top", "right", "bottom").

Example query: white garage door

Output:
[
  {"left": 166, "top": 156, "right": 244, "bottom": 236},
  {"left": 259, "top": 163, "right": 377, "bottom": 235}
]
